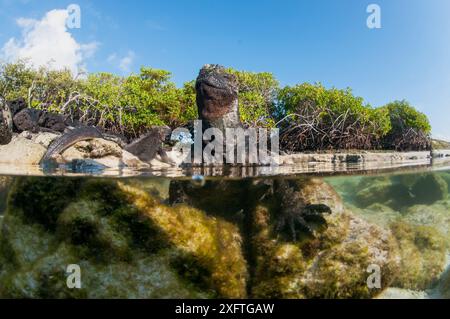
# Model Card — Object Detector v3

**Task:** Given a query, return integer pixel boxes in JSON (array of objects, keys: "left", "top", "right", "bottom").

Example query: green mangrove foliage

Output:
[
  {"left": 0, "top": 61, "right": 431, "bottom": 150},
  {"left": 226, "top": 68, "right": 279, "bottom": 128},
  {"left": 277, "top": 84, "right": 431, "bottom": 151},
  {"left": 277, "top": 83, "right": 392, "bottom": 151},
  {"left": 381, "top": 100, "right": 432, "bottom": 151}
]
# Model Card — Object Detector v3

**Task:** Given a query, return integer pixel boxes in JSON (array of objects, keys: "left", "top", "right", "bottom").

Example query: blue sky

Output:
[{"left": 1, "top": 0, "right": 450, "bottom": 139}]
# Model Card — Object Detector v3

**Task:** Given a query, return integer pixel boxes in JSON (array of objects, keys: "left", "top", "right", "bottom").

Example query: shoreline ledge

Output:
[
  {"left": 280, "top": 151, "right": 432, "bottom": 165},
  {"left": 0, "top": 138, "right": 447, "bottom": 177}
]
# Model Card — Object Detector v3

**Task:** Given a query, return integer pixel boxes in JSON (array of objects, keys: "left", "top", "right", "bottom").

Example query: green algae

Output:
[
  {"left": 390, "top": 221, "right": 447, "bottom": 290},
  {"left": 0, "top": 177, "right": 248, "bottom": 298}
]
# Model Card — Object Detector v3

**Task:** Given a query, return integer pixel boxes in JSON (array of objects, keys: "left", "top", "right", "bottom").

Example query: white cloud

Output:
[
  {"left": 119, "top": 51, "right": 135, "bottom": 72},
  {"left": 1, "top": 9, "right": 98, "bottom": 75},
  {"left": 108, "top": 50, "right": 135, "bottom": 73}
]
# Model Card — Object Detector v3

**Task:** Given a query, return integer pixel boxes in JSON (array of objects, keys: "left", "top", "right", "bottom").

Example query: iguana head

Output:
[{"left": 195, "top": 64, "right": 238, "bottom": 121}]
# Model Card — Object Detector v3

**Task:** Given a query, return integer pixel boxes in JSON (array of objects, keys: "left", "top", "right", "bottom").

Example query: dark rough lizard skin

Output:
[
  {"left": 40, "top": 126, "right": 103, "bottom": 163},
  {"left": 41, "top": 125, "right": 176, "bottom": 166},
  {"left": 195, "top": 64, "right": 241, "bottom": 131},
  {"left": 124, "top": 126, "right": 174, "bottom": 164}
]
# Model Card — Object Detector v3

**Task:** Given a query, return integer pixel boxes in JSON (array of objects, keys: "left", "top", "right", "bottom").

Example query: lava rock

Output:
[
  {"left": 13, "top": 108, "right": 42, "bottom": 133},
  {"left": 7, "top": 97, "right": 27, "bottom": 115},
  {"left": 38, "top": 111, "right": 68, "bottom": 132}
]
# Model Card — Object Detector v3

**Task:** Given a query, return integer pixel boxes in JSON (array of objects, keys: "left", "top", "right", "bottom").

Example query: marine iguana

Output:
[
  {"left": 40, "top": 126, "right": 104, "bottom": 163},
  {"left": 274, "top": 179, "right": 332, "bottom": 241},
  {"left": 124, "top": 126, "right": 175, "bottom": 165},
  {"left": 41, "top": 125, "right": 175, "bottom": 165},
  {"left": 195, "top": 64, "right": 241, "bottom": 131}
]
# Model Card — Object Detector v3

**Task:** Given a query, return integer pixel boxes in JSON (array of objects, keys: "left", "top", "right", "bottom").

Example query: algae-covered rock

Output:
[
  {"left": 250, "top": 178, "right": 400, "bottom": 299},
  {"left": 346, "top": 203, "right": 401, "bottom": 229},
  {"left": 118, "top": 183, "right": 248, "bottom": 298},
  {"left": 376, "top": 287, "right": 430, "bottom": 299},
  {"left": 403, "top": 201, "right": 450, "bottom": 243},
  {"left": 354, "top": 177, "right": 412, "bottom": 210},
  {"left": 438, "top": 263, "right": 450, "bottom": 298},
  {"left": 411, "top": 174, "right": 448, "bottom": 204},
  {"left": 442, "top": 173, "right": 450, "bottom": 189},
  {"left": 352, "top": 173, "right": 448, "bottom": 210},
  {"left": 0, "top": 177, "right": 247, "bottom": 298},
  {"left": 390, "top": 221, "right": 447, "bottom": 290}
]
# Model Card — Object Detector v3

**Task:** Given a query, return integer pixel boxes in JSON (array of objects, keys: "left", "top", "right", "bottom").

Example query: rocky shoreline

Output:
[
  {"left": 0, "top": 137, "right": 438, "bottom": 177},
  {"left": 0, "top": 131, "right": 439, "bottom": 177}
]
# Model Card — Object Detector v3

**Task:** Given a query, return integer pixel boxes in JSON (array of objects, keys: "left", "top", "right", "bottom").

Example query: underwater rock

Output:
[
  {"left": 390, "top": 221, "right": 447, "bottom": 290},
  {"left": 0, "top": 177, "right": 247, "bottom": 298},
  {"left": 196, "top": 64, "right": 241, "bottom": 131},
  {"left": 336, "top": 173, "right": 448, "bottom": 210},
  {"left": 438, "top": 262, "right": 450, "bottom": 298},
  {"left": 376, "top": 287, "right": 430, "bottom": 299},
  {"left": 168, "top": 177, "right": 401, "bottom": 298},
  {"left": 411, "top": 174, "right": 448, "bottom": 205},
  {"left": 125, "top": 178, "right": 171, "bottom": 201},
  {"left": 354, "top": 177, "right": 412, "bottom": 210},
  {"left": 250, "top": 178, "right": 400, "bottom": 299},
  {"left": 120, "top": 183, "right": 248, "bottom": 298},
  {"left": 441, "top": 173, "right": 450, "bottom": 189},
  {"left": 402, "top": 200, "right": 450, "bottom": 243},
  {"left": 354, "top": 178, "right": 392, "bottom": 208},
  {"left": 348, "top": 203, "right": 401, "bottom": 229},
  {"left": 292, "top": 178, "right": 345, "bottom": 214},
  {"left": 0, "top": 135, "right": 47, "bottom": 165},
  {"left": 250, "top": 205, "right": 400, "bottom": 298}
]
